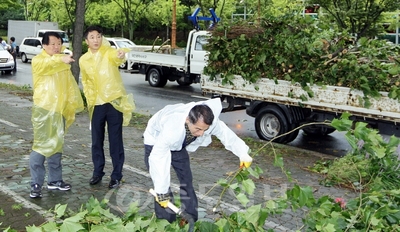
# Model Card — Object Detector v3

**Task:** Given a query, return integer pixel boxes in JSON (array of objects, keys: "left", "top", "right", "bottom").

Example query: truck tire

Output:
[
  {"left": 254, "top": 106, "right": 290, "bottom": 143},
  {"left": 147, "top": 68, "right": 167, "bottom": 87},
  {"left": 21, "top": 53, "right": 28, "bottom": 63},
  {"left": 302, "top": 126, "right": 336, "bottom": 136},
  {"left": 119, "top": 61, "right": 128, "bottom": 69}
]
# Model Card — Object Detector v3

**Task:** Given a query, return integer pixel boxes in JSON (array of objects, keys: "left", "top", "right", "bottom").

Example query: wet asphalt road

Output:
[{"left": 0, "top": 60, "right": 352, "bottom": 157}]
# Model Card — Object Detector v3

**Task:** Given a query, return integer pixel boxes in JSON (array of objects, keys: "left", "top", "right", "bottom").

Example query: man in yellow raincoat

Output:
[
  {"left": 29, "top": 32, "right": 84, "bottom": 198},
  {"left": 79, "top": 26, "right": 135, "bottom": 189}
]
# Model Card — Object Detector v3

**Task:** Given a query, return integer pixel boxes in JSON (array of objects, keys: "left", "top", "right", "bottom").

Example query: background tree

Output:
[
  {"left": 311, "top": 0, "right": 400, "bottom": 40},
  {"left": 112, "top": 0, "right": 154, "bottom": 41},
  {"left": 0, "top": 1, "right": 24, "bottom": 30},
  {"left": 71, "top": 0, "right": 86, "bottom": 82}
]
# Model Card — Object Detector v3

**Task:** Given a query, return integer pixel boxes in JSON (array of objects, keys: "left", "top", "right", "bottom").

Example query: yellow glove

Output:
[
  {"left": 155, "top": 193, "right": 170, "bottom": 208},
  {"left": 240, "top": 155, "right": 253, "bottom": 169},
  {"left": 240, "top": 161, "right": 252, "bottom": 168}
]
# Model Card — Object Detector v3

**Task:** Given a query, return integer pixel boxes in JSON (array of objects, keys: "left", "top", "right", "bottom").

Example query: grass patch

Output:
[
  {"left": 0, "top": 83, "right": 33, "bottom": 99},
  {"left": 128, "top": 112, "right": 151, "bottom": 130}
]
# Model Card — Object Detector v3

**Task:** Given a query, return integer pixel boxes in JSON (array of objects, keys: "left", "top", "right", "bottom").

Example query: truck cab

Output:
[
  {"left": 128, "top": 29, "right": 210, "bottom": 87},
  {"left": 187, "top": 30, "right": 210, "bottom": 76}
]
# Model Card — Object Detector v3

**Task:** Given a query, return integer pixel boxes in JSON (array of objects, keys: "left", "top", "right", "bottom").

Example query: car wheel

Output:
[
  {"left": 254, "top": 105, "right": 291, "bottom": 143},
  {"left": 147, "top": 68, "right": 167, "bottom": 87},
  {"left": 21, "top": 53, "right": 28, "bottom": 63}
]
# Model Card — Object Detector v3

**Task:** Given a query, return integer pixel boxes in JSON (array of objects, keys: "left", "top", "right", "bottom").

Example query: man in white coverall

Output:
[{"left": 144, "top": 98, "right": 253, "bottom": 223}]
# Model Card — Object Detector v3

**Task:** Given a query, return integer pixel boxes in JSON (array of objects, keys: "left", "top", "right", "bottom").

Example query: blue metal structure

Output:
[{"left": 188, "top": 8, "right": 220, "bottom": 31}]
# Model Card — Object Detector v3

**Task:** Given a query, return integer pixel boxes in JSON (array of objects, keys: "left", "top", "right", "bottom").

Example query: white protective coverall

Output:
[{"left": 143, "top": 98, "right": 253, "bottom": 194}]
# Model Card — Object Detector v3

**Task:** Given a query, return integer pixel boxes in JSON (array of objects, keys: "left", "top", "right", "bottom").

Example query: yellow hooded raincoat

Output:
[
  {"left": 79, "top": 37, "right": 135, "bottom": 126},
  {"left": 31, "top": 49, "right": 84, "bottom": 157}
]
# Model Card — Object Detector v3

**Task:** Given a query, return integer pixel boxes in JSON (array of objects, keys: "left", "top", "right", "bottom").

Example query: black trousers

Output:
[
  {"left": 144, "top": 144, "right": 198, "bottom": 223},
  {"left": 91, "top": 103, "right": 124, "bottom": 181}
]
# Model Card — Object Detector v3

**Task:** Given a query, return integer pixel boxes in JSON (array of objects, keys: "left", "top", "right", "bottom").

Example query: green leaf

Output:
[
  {"left": 59, "top": 211, "right": 87, "bottom": 232},
  {"left": 243, "top": 204, "right": 263, "bottom": 226},
  {"left": 214, "top": 218, "right": 230, "bottom": 231},
  {"left": 298, "top": 186, "right": 314, "bottom": 207},
  {"left": 388, "top": 66, "right": 399, "bottom": 75},
  {"left": 242, "top": 179, "right": 256, "bottom": 195},
  {"left": 331, "top": 114, "right": 353, "bottom": 131},
  {"left": 26, "top": 225, "right": 47, "bottom": 232},
  {"left": 321, "top": 223, "right": 336, "bottom": 232},
  {"left": 197, "top": 221, "right": 219, "bottom": 231},
  {"left": 273, "top": 155, "right": 284, "bottom": 168},
  {"left": 217, "top": 178, "right": 229, "bottom": 187},
  {"left": 236, "top": 193, "right": 250, "bottom": 207},
  {"left": 54, "top": 203, "right": 68, "bottom": 218},
  {"left": 247, "top": 166, "right": 263, "bottom": 179}
]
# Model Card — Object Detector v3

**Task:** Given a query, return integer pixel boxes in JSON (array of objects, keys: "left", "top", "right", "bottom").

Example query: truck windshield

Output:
[
  {"left": 58, "top": 32, "right": 69, "bottom": 43},
  {"left": 116, "top": 40, "right": 136, "bottom": 48}
]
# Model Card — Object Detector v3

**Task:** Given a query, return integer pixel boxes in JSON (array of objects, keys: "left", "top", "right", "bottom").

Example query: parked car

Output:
[
  {"left": 0, "top": 45, "right": 15, "bottom": 74},
  {"left": 105, "top": 37, "right": 136, "bottom": 69},
  {"left": 19, "top": 37, "right": 72, "bottom": 63}
]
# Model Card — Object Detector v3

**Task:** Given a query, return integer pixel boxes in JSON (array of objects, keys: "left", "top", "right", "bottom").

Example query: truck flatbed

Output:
[
  {"left": 201, "top": 75, "right": 400, "bottom": 127},
  {"left": 127, "top": 50, "right": 186, "bottom": 71}
]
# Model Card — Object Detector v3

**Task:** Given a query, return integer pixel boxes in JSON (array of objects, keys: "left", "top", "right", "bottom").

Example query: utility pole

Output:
[{"left": 171, "top": 0, "right": 177, "bottom": 48}]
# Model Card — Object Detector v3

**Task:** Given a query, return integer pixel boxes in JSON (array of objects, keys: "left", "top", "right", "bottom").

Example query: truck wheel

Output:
[
  {"left": 119, "top": 61, "right": 127, "bottom": 69},
  {"left": 284, "top": 123, "right": 300, "bottom": 143},
  {"left": 255, "top": 106, "right": 290, "bottom": 143},
  {"left": 302, "top": 126, "right": 336, "bottom": 136},
  {"left": 147, "top": 68, "right": 167, "bottom": 87},
  {"left": 21, "top": 53, "right": 28, "bottom": 63}
]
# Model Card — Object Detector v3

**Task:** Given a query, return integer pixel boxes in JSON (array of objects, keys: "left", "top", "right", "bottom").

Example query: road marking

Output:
[
  {"left": 0, "top": 118, "right": 19, "bottom": 127},
  {"left": 0, "top": 183, "right": 54, "bottom": 222},
  {"left": 191, "top": 95, "right": 209, "bottom": 100}
]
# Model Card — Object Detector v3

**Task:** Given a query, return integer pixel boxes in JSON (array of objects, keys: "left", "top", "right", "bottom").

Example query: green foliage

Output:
[
  {"left": 11, "top": 204, "right": 22, "bottom": 210},
  {"left": 329, "top": 113, "right": 400, "bottom": 190},
  {"left": 204, "top": 14, "right": 400, "bottom": 102},
  {"left": 312, "top": 0, "right": 400, "bottom": 39},
  {"left": 301, "top": 189, "right": 400, "bottom": 231},
  {"left": 325, "top": 155, "right": 371, "bottom": 187},
  {"left": 0, "top": 208, "right": 4, "bottom": 216}
]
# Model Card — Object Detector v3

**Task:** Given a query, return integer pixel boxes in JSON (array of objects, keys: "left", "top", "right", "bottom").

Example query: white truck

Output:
[
  {"left": 7, "top": 20, "right": 70, "bottom": 49},
  {"left": 106, "top": 37, "right": 170, "bottom": 69},
  {"left": 201, "top": 75, "right": 400, "bottom": 143},
  {"left": 127, "top": 29, "right": 209, "bottom": 87}
]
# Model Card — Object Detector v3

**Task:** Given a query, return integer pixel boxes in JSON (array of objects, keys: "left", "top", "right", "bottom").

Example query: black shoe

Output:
[
  {"left": 48, "top": 181, "right": 71, "bottom": 191},
  {"left": 89, "top": 176, "right": 102, "bottom": 185},
  {"left": 30, "top": 183, "right": 42, "bottom": 198},
  {"left": 108, "top": 179, "right": 120, "bottom": 189}
]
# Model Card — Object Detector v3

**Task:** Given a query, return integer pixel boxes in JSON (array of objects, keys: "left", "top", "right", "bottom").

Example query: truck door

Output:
[{"left": 189, "top": 33, "right": 209, "bottom": 75}]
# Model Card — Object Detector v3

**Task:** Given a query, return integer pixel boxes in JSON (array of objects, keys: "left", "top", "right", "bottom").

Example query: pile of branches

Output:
[{"left": 204, "top": 15, "right": 400, "bottom": 102}]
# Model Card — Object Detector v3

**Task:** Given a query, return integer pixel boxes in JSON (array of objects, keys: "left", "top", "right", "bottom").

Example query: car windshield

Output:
[
  {"left": 116, "top": 40, "right": 136, "bottom": 48},
  {"left": 0, "top": 45, "right": 4, "bottom": 51}
]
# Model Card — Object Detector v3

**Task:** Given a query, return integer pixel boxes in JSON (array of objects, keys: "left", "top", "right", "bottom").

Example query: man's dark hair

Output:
[
  {"left": 42, "top": 32, "right": 62, "bottom": 45},
  {"left": 83, "top": 26, "right": 103, "bottom": 39},
  {"left": 10, "top": 37, "right": 15, "bottom": 42},
  {"left": 188, "top": 104, "right": 214, "bottom": 125}
]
